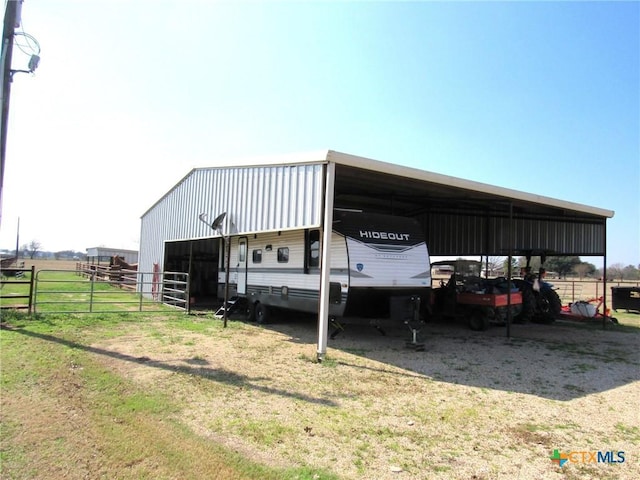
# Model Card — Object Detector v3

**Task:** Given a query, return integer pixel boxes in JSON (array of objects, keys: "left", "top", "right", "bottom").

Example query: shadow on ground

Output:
[
  {"left": 0, "top": 322, "right": 337, "bottom": 407},
  {"left": 249, "top": 312, "right": 640, "bottom": 402}
]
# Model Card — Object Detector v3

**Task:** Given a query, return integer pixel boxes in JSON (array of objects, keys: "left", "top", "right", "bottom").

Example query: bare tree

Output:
[
  {"left": 482, "top": 256, "right": 504, "bottom": 277},
  {"left": 25, "top": 239, "right": 42, "bottom": 259},
  {"left": 622, "top": 264, "right": 640, "bottom": 281},
  {"left": 573, "top": 263, "right": 591, "bottom": 280},
  {"left": 606, "top": 263, "right": 625, "bottom": 282}
]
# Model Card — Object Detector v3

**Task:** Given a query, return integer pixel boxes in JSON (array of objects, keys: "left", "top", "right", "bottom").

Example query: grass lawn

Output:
[{"left": 0, "top": 310, "right": 338, "bottom": 480}]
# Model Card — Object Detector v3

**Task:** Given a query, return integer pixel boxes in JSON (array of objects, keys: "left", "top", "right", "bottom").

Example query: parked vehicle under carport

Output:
[
  {"left": 512, "top": 251, "right": 563, "bottom": 324},
  {"left": 429, "top": 260, "right": 523, "bottom": 331}
]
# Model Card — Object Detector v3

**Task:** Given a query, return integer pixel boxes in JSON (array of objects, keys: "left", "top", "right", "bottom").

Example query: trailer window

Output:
[
  {"left": 238, "top": 242, "right": 246, "bottom": 263},
  {"left": 252, "top": 249, "right": 262, "bottom": 263},
  {"left": 307, "top": 230, "right": 320, "bottom": 268},
  {"left": 277, "top": 247, "right": 289, "bottom": 263}
]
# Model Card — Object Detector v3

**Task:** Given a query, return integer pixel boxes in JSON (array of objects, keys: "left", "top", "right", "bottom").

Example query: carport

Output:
[
  {"left": 316, "top": 152, "right": 613, "bottom": 360},
  {"left": 138, "top": 150, "right": 614, "bottom": 361}
]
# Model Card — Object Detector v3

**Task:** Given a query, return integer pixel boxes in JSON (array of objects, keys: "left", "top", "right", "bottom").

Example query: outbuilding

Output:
[
  {"left": 86, "top": 247, "right": 138, "bottom": 266},
  {"left": 139, "top": 150, "right": 614, "bottom": 359}
]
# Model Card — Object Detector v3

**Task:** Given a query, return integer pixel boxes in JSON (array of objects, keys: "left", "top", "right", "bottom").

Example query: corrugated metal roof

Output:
[{"left": 145, "top": 150, "right": 612, "bottom": 219}]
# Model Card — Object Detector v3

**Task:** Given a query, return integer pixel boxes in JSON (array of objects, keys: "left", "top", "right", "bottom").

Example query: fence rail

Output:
[
  {"left": 1, "top": 268, "right": 191, "bottom": 314},
  {"left": 553, "top": 279, "right": 640, "bottom": 308},
  {"left": 0, "top": 265, "right": 35, "bottom": 312}
]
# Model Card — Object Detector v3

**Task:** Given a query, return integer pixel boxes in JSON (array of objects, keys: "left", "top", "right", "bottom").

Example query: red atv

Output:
[{"left": 429, "top": 260, "right": 523, "bottom": 331}]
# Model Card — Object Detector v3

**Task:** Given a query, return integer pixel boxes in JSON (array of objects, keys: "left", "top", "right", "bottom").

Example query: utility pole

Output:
[
  {"left": 15, "top": 216, "right": 19, "bottom": 258},
  {"left": 0, "top": 0, "right": 22, "bottom": 228}
]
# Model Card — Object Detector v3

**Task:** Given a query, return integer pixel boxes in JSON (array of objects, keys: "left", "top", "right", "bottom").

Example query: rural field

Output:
[{"left": 1, "top": 259, "right": 639, "bottom": 479}]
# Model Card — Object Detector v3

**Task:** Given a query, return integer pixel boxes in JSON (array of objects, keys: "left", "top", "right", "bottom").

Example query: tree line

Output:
[
  {"left": 1, "top": 239, "right": 86, "bottom": 261},
  {"left": 487, "top": 255, "right": 640, "bottom": 281}
]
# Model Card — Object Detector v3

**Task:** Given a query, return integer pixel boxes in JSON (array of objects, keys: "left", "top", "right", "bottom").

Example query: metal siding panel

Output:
[
  {"left": 266, "top": 167, "right": 273, "bottom": 229},
  {"left": 291, "top": 167, "right": 299, "bottom": 226},
  {"left": 252, "top": 169, "right": 260, "bottom": 230},
  {"left": 140, "top": 163, "right": 326, "bottom": 281},
  {"left": 422, "top": 212, "right": 607, "bottom": 257},
  {"left": 283, "top": 166, "right": 291, "bottom": 228},
  {"left": 274, "top": 167, "right": 283, "bottom": 228},
  {"left": 300, "top": 169, "right": 320, "bottom": 223},
  {"left": 241, "top": 168, "right": 250, "bottom": 231},
  {"left": 230, "top": 169, "right": 238, "bottom": 231},
  {"left": 488, "top": 216, "right": 606, "bottom": 256},
  {"left": 276, "top": 167, "right": 284, "bottom": 228},
  {"left": 257, "top": 168, "right": 265, "bottom": 227}
]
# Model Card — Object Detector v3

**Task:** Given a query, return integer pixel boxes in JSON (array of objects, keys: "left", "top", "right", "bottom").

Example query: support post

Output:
[
  {"left": 602, "top": 221, "right": 608, "bottom": 329},
  {"left": 224, "top": 236, "right": 231, "bottom": 328},
  {"left": 317, "top": 162, "right": 336, "bottom": 362},
  {"left": 506, "top": 201, "right": 513, "bottom": 338}
]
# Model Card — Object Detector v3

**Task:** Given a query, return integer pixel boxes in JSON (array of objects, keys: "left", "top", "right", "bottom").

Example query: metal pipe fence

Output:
[
  {"left": 0, "top": 265, "right": 35, "bottom": 312},
  {"left": 553, "top": 279, "right": 640, "bottom": 306},
  {"left": 28, "top": 268, "right": 190, "bottom": 314}
]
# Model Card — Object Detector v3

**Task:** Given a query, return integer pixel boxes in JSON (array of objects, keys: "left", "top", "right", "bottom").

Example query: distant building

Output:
[{"left": 86, "top": 247, "right": 138, "bottom": 266}]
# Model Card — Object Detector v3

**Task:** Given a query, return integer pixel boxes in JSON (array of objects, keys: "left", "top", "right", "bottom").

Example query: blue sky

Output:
[{"left": 0, "top": 0, "right": 638, "bottom": 267}]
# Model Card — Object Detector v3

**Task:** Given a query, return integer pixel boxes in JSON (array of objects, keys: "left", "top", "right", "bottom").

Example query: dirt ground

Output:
[{"left": 93, "top": 313, "right": 639, "bottom": 480}]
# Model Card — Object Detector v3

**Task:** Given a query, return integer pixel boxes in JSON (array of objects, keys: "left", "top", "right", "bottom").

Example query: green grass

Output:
[
  {"left": 0, "top": 312, "right": 340, "bottom": 480},
  {"left": 614, "top": 422, "right": 640, "bottom": 442}
]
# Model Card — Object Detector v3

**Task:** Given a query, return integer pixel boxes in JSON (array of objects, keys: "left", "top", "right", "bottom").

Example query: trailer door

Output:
[{"left": 237, "top": 237, "right": 248, "bottom": 295}]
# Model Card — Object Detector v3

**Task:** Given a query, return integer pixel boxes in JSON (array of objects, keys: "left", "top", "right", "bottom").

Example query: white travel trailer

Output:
[{"left": 218, "top": 210, "right": 431, "bottom": 325}]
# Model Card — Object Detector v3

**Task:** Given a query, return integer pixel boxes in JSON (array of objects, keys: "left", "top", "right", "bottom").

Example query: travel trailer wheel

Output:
[
  {"left": 254, "top": 302, "right": 270, "bottom": 324},
  {"left": 246, "top": 301, "right": 256, "bottom": 322}
]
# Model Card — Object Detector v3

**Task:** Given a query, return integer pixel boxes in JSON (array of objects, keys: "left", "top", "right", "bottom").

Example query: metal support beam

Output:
[
  {"left": 602, "top": 221, "right": 608, "bottom": 330},
  {"left": 506, "top": 202, "right": 513, "bottom": 338},
  {"left": 223, "top": 236, "right": 231, "bottom": 328},
  {"left": 317, "top": 162, "right": 336, "bottom": 362}
]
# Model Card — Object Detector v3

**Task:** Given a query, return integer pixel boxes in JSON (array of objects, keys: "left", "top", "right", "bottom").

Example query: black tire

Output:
[
  {"left": 246, "top": 301, "right": 256, "bottom": 322},
  {"left": 536, "top": 288, "right": 562, "bottom": 324},
  {"left": 469, "top": 310, "right": 489, "bottom": 331},
  {"left": 513, "top": 280, "right": 535, "bottom": 324},
  {"left": 254, "top": 302, "right": 270, "bottom": 324}
]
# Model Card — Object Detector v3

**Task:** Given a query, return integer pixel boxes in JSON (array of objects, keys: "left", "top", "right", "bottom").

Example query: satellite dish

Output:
[
  {"left": 211, "top": 212, "right": 227, "bottom": 231},
  {"left": 198, "top": 212, "right": 227, "bottom": 233}
]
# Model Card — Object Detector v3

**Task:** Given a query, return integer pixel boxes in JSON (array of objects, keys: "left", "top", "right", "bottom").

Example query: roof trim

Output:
[{"left": 194, "top": 149, "right": 331, "bottom": 169}]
